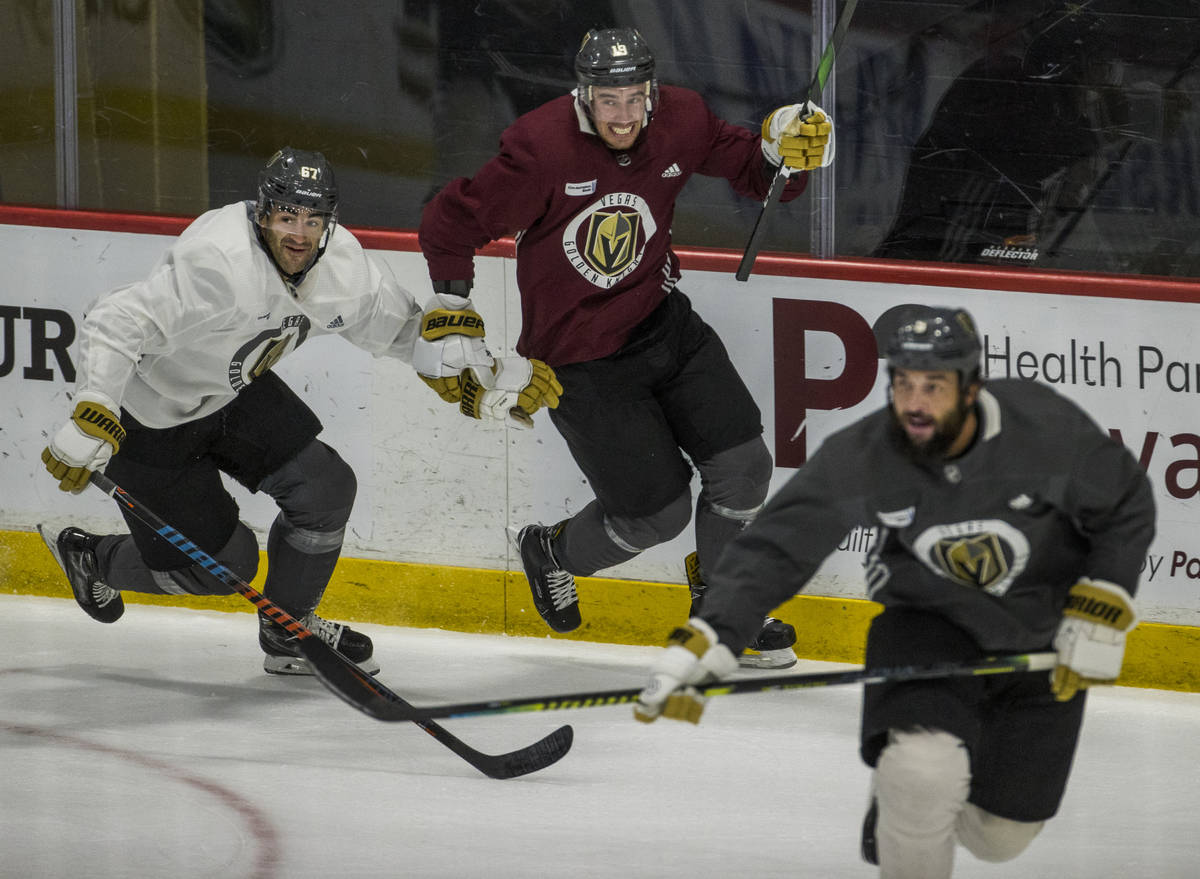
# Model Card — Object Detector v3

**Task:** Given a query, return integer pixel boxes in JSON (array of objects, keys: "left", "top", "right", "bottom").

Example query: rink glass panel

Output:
[{"left": 4, "top": 1, "right": 1199, "bottom": 278}]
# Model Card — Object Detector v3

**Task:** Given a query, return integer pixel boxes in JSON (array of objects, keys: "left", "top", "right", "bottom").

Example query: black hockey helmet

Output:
[
  {"left": 885, "top": 306, "right": 982, "bottom": 387},
  {"left": 255, "top": 147, "right": 339, "bottom": 281},
  {"left": 256, "top": 147, "right": 339, "bottom": 228},
  {"left": 575, "top": 28, "right": 658, "bottom": 120}
]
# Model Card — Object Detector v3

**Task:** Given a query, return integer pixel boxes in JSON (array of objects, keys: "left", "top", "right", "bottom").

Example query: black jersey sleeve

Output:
[
  {"left": 1058, "top": 396, "right": 1156, "bottom": 595},
  {"left": 700, "top": 423, "right": 874, "bottom": 651}
]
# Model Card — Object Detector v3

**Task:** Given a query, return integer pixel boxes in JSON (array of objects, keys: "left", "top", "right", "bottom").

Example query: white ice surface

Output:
[{"left": 1, "top": 594, "right": 1197, "bottom": 879}]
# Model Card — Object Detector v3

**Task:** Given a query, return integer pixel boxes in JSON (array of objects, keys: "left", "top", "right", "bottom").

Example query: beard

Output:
[{"left": 888, "top": 397, "right": 973, "bottom": 463}]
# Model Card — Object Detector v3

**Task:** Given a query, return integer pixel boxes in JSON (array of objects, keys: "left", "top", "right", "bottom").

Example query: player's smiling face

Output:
[
  {"left": 260, "top": 207, "right": 326, "bottom": 276},
  {"left": 589, "top": 84, "right": 648, "bottom": 150},
  {"left": 890, "top": 368, "right": 979, "bottom": 459}
]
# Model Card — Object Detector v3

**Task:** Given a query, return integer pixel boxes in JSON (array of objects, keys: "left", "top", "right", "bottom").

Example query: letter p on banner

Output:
[{"left": 772, "top": 299, "right": 878, "bottom": 469}]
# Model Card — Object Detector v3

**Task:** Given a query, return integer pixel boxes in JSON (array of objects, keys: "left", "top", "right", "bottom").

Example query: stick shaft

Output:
[
  {"left": 87, "top": 470, "right": 572, "bottom": 778},
  {"left": 735, "top": 0, "right": 860, "bottom": 282},
  {"left": 392, "top": 652, "right": 1059, "bottom": 720}
]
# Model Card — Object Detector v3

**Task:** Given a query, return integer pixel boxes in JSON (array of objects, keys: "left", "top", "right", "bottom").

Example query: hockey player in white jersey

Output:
[
  {"left": 39, "top": 147, "right": 559, "bottom": 675},
  {"left": 632, "top": 305, "right": 1155, "bottom": 878}
]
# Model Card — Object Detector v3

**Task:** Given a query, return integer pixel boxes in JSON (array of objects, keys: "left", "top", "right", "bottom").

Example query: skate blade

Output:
[
  {"left": 738, "top": 647, "right": 798, "bottom": 670},
  {"left": 36, "top": 524, "right": 66, "bottom": 573},
  {"left": 263, "top": 655, "right": 381, "bottom": 676}
]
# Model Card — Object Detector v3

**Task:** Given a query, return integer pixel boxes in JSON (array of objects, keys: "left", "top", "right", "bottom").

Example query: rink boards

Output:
[{"left": 2, "top": 207, "right": 1198, "bottom": 691}]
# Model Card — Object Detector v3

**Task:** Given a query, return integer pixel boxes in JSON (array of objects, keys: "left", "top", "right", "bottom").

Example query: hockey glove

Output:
[
  {"left": 634, "top": 618, "right": 738, "bottom": 724},
  {"left": 411, "top": 293, "right": 493, "bottom": 403},
  {"left": 459, "top": 356, "right": 562, "bottom": 429},
  {"left": 761, "top": 101, "right": 835, "bottom": 173},
  {"left": 42, "top": 391, "right": 125, "bottom": 493},
  {"left": 1051, "top": 577, "right": 1138, "bottom": 701}
]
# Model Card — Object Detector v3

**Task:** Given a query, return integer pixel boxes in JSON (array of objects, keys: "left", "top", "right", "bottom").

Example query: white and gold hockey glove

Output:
[
  {"left": 411, "top": 292, "right": 493, "bottom": 403},
  {"left": 1051, "top": 578, "right": 1138, "bottom": 701},
  {"left": 761, "top": 101, "right": 835, "bottom": 173},
  {"left": 634, "top": 618, "right": 738, "bottom": 724},
  {"left": 42, "top": 390, "right": 125, "bottom": 493},
  {"left": 459, "top": 356, "right": 562, "bottom": 429}
]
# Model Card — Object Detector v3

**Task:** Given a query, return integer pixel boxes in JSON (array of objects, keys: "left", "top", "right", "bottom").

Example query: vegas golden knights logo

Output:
[
  {"left": 934, "top": 533, "right": 1009, "bottom": 591},
  {"left": 228, "top": 315, "right": 311, "bottom": 391},
  {"left": 585, "top": 209, "right": 641, "bottom": 276},
  {"left": 913, "top": 519, "right": 1029, "bottom": 597},
  {"left": 250, "top": 335, "right": 292, "bottom": 380}
]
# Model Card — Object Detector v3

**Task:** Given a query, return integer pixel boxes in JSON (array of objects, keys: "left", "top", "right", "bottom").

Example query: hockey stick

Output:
[
  {"left": 735, "top": 0, "right": 860, "bottom": 281},
  {"left": 374, "top": 651, "right": 1059, "bottom": 721},
  {"left": 87, "top": 471, "right": 573, "bottom": 779}
]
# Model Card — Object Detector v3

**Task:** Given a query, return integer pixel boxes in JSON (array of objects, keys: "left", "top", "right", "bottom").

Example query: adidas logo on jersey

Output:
[
  {"left": 661, "top": 163, "right": 682, "bottom": 178},
  {"left": 326, "top": 315, "right": 345, "bottom": 329}
]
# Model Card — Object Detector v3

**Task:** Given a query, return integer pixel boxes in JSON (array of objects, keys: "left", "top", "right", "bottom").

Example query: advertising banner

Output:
[{"left": 3, "top": 219, "right": 1196, "bottom": 624}]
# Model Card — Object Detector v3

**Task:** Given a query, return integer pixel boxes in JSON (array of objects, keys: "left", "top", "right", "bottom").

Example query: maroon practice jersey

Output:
[{"left": 418, "top": 86, "right": 805, "bottom": 366}]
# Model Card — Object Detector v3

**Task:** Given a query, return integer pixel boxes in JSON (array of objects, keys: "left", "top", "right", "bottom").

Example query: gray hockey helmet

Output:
[{"left": 885, "top": 306, "right": 982, "bottom": 386}]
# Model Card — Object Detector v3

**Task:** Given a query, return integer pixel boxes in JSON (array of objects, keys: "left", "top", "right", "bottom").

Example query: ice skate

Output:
[
  {"left": 685, "top": 553, "right": 796, "bottom": 669},
  {"left": 38, "top": 524, "right": 125, "bottom": 624},
  {"left": 259, "top": 612, "right": 379, "bottom": 676},
  {"left": 739, "top": 617, "right": 798, "bottom": 669},
  {"left": 513, "top": 523, "right": 581, "bottom": 633}
]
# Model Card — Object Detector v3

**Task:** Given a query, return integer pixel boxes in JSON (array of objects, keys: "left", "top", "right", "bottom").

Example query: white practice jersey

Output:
[{"left": 76, "top": 202, "right": 421, "bottom": 428}]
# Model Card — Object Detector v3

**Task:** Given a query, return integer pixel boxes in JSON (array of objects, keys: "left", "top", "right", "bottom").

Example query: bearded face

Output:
[
  {"left": 258, "top": 206, "right": 328, "bottom": 277},
  {"left": 888, "top": 368, "right": 979, "bottom": 461}
]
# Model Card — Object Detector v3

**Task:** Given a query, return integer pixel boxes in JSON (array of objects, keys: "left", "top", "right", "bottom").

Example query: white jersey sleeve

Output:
[
  {"left": 75, "top": 209, "right": 249, "bottom": 425},
  {"left": 290, "top": 225, "right": 422, "bottom": 362},
  {"left": 74, "top": 203, "right": 423, "bottom": 429}
]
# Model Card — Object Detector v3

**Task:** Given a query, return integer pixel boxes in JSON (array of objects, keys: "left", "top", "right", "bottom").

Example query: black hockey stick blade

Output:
[
  {"left": 735, "top": 0, "right": 860, "bottom": 281},
  {"left": 289, "top": 636, "right": 574, "bottom": 779},
  {"left": 379, "top": 652, "right": 1059, "bottom": 721},
  {"left": 87, "top": 471, "right": 573, "bottom": 779}
]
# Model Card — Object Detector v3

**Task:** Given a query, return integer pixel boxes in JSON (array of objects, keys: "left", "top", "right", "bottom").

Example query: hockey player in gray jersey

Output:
[
  {"left": 632, "top": 305, "right": 1155, "bottom": 878},
  {"left": 38, "top": 147, "right": 555, "bottom": 676}
]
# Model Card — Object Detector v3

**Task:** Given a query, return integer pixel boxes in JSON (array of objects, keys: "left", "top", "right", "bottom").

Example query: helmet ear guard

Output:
[{"left": 884, "top": 307, "right": 983, "bottom": 389}]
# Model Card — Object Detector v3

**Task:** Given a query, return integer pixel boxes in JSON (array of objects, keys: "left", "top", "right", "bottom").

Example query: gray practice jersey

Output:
[
  {"left": 702, "top": 379, "right": 1156, "bottom": 653},
  {"left": 76, "top": 202, "right": 421, "bottom": 428}
]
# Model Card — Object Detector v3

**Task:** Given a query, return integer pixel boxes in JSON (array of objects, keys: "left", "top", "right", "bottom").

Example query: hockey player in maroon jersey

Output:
[
  {"left": 417, "top": 26, "right": 834, "bottom": 667},
  {"left": 633, "top": 306, "right": 1155, "bottom": 878}
]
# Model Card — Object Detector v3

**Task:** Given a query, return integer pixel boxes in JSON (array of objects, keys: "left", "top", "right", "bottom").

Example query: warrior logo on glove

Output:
[
  {"left": 1051, "top": 578, "right": 1138, "bottom": 702},
  {"left": 42, "top": 392, "right": 126, "bottom": 493},
  {"left": 460, "top": 358, "right": 562, "bottom": 428}
]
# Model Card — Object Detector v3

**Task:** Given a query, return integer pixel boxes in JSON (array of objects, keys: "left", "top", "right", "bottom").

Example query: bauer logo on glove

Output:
[
  {"left": 411, "top": 293, "right": 494, "bottom": 404},
  {"left": 422, "top": 310, "right": 484, "bottom": 336}
]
